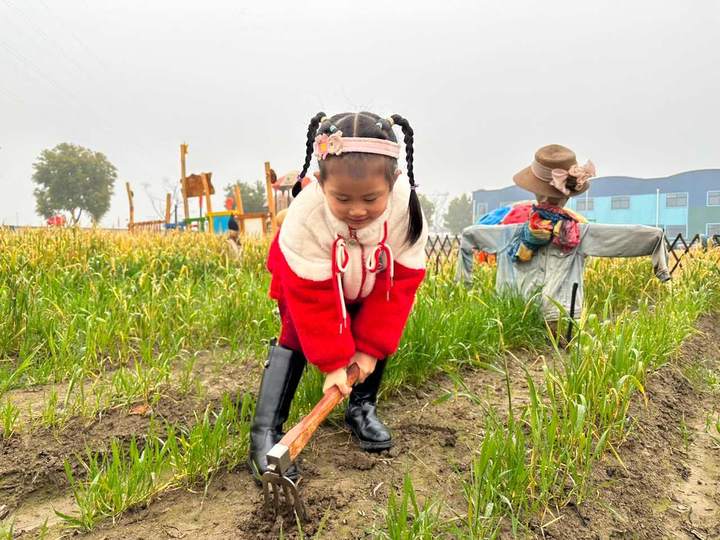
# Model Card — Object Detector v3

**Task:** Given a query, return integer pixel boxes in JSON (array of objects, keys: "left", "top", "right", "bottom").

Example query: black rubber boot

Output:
[
  {"left": 248, "top": 340, "right": 306, "bottom": 483},
  {"left": 345, "top": 359, "right": 392, "bottom": 451}
]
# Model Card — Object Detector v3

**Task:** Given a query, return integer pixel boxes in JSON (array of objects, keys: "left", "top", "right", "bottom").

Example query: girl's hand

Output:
[
  {"left": 323, "top": 367, "right": 352, "bottom": 396},
  {"left": 351, "top": 352, "right": 377, "bottom": 383}
]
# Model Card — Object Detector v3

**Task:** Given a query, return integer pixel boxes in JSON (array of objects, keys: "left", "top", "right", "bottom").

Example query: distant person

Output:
[
  {"left": 457, "top": 144, "right": 671, "bottom": 331},
  {"left": 249, "top": 112, "right": 428, "bottom": 482},
  {"left": 226, "top": 212, "right": 242, "bottom": 257}
]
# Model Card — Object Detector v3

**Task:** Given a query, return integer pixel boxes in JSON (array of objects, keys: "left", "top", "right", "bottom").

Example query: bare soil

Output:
[
  {"left": 1, "top": 358, "right": 256, "bottom": 525},
  {"left": 548, "top": 314, "right": 720, "bottom": 540}
]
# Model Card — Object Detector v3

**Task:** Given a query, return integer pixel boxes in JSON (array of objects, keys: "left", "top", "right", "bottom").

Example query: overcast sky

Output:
[{"left": 1, "top": 0, "right": 718, "bottom": 227}]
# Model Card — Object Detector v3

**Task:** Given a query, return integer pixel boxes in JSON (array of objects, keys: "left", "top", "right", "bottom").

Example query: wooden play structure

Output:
[
  {"left": 126, "top": 144, "right": 287, "bottom": 236},
  {"left": 126, "top": 182, "right": 171, "bottom": 232},
  {"left": 178, "top": 143, "right": 216, "bottom": 231},
  {"left": 179, "top": 143, "right": 279, "bottom": 236}
]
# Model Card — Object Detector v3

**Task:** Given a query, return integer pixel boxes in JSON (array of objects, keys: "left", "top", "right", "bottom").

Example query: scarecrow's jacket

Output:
[
  {"left": 268, "top": 180, "right": 427, "bottom": 373},
  {"left": 457, "top": 223, "right": 671, "bottom": 320}
]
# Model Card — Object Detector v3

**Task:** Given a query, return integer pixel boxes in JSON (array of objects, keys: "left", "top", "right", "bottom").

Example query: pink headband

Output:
[
  {"left": 530, "top": 159, "right": 596, "bottom": 196},
  {"left": 314, "top": 131, "right": 400, "bottom": 160}
]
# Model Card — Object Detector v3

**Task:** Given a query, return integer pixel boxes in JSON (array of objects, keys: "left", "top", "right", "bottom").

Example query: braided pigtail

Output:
[
  {"left": 293, "top": 111, "right": 326, "bottom": 197},
  {"left": 391, "top": 114, "right": 423, "bottom": 245}
]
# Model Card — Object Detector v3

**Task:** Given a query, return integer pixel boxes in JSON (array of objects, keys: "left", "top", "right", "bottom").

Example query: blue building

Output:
[{"left": 471, "top": 169, "right": 720, "bottom": 238}]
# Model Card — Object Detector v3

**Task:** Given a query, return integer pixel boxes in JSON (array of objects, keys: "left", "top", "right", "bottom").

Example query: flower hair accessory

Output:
[
  {"left": 549, "top": 160, "right": 596, "bottom": 195},
  {"left": 313, "top": 131, "right": 401, "bottom": 160},
  {"left": 517, "top": 145, "right": 592, "bottom": 198},
  {"left": 314, "top": 132, "right": 344, "bottom": 160}
]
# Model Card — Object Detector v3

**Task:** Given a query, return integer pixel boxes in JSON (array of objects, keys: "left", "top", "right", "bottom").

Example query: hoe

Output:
[{"left": 262, "top": 363, "right": 361, "bottom": 520}]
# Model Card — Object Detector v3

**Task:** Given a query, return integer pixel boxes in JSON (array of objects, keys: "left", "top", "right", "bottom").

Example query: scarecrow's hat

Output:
[{"left": 513, "top": 144, "right": 595, "bottom": 198}]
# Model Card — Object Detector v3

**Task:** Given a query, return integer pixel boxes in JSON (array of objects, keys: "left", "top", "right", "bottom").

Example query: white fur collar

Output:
[
  {"left": 321, "top": 187, "right": 392, "bottom": 245},
  {"left": 279, "top": 178, "right": 425, "bottom": 281}
]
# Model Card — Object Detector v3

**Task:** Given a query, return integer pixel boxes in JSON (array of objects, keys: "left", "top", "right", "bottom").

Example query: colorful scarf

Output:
[{"left": 509, "top": 204, "right": 587, "bottom": 262}]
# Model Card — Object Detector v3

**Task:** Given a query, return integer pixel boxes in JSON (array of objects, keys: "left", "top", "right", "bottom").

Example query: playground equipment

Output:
[
  {"left": 128, "top": 144, "right": 287, "bottom": 235},
  {"left": 272, "top": 170, "right": 300, "bottom": 214},
  {"left": 206, "top": 189, "right": 269, "bottom": 236},
  {"left": 179, "top": 143, "right": 278, "bottom": 236},
  {"left": 264, "top": 161, "right": 278, "bottom": 235},
  {"left": 126, "top": 182, "right": 171, "bottom": 232},
  {"left": 177, "top": 144, "right": 216, "bottom": 231}
]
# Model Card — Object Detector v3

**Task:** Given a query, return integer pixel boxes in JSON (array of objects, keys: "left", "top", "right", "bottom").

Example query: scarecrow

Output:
[{"left": 457, "top": 144, "right": 671, "bottom": 328}]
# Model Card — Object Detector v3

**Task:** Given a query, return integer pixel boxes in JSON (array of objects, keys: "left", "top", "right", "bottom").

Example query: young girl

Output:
[{"left": 249, "top": 112, "right": 428, "bottom": 481}]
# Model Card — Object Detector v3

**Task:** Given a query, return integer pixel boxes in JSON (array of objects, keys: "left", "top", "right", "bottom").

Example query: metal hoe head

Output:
[{"left": 261, "top": 444, "right": 307, "bottom": 521}]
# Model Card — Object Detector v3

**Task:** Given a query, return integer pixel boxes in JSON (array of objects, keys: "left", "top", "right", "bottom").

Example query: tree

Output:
[
  {"left": 443, "top": 193, "right": 473, "bottom": 235},
  {"left": 418, "top": 193, "right": 435, "bottom": 228},
  {"left": 223, "top": 180, "right": 267, "bottom": 213},
  {"left": 32, "top": 143, "right": 117, "bottom": 224}
]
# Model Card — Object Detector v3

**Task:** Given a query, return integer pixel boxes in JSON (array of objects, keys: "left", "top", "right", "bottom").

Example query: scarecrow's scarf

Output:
[{"left": 508, "top": 204, "right": 587, "bottom": 262}]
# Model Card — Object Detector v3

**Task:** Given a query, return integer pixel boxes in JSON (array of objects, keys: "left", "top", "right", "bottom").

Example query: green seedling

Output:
[{"left": 1, "top": 399, "right": 20, "bottom": 439}]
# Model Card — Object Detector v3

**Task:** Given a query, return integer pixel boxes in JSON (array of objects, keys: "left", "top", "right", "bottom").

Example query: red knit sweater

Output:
[{"left": 267, "top": 180, "right": 427, "bottom": 373}]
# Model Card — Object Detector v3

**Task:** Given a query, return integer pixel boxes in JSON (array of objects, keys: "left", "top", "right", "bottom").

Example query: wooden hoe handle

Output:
[{"left": 276, "top": 363, "right": 360, "bottom": 465}]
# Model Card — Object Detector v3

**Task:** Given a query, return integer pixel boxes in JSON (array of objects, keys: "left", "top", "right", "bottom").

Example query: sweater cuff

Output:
[
  {"left": 316, "top": 353, "right": 353, "bottom": 374},
  {"left": 354, "top": 338, "right": 388, "bottom": 361}
]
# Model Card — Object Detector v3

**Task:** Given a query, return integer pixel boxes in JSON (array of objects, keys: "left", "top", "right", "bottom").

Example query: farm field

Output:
[{"left": 1, "top": 229, "right": 719, "bottom": 539}]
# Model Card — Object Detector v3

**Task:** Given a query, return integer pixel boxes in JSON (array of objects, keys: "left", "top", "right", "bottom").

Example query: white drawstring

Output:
[
  {"left": 332, "top": 236, "right": 349, "bottom": 333},
  {"left": 366, "top": 222, "right": 395, "bottom": 301}
]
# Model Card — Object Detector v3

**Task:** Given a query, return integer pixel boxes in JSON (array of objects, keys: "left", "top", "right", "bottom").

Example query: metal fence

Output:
[
  {"left": 424, "top": 234, "right": 462, "bottom": 272},
  {"left": 665, "top": 233, "right": 720, "bottom": 275},
  {"left": 425, "top": 232, "right": 720, "bottom": 275}
]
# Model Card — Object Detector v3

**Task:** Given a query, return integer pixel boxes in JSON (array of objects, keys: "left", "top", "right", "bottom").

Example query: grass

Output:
[
  {"left": 0, "top": 398, "right": 20, "bottom": 438},
  {"left": 0, "top": 229, "right": 276, "bottom": 395},
  {"left": 1, "top": 229, "right": 718, "bottom": 535},
  {"left": 678, "top": 415, "right": 692, "bottom": 452},
  {"left": 57, "top": 393, "right": 253, "bottom": 531},
  {"left": 0, "top": 521, "right": 13, "bottom": 540},
  {"left": 706, "top": 412, "right": 720, "bottom": 447},
  {"left": 167, "top": 393, "right": 253, "bottom": 490},
  {"left": 381, "top": 248, "right": 720, "bottom": 537},
  {"left": 683, "top": 361, "right": 720, "bottom": 394},
  {"left": 457, "top": 410, "right": 529, "bottom": 537},
  {"left": 59, "top": 436, "right": 173, "bottom": 530},
  {"left": 376, "top": 474, "right": 445, "bottom": 540}
]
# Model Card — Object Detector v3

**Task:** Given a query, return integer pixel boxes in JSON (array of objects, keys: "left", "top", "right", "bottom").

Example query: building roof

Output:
[{"left": 473, "top": 169, "right": 720, "bottom": 202}]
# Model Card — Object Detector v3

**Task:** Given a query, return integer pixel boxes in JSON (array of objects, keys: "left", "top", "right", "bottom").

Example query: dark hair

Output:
[{"left": 294, "top": 111, "right": 423, "bottom": 245}]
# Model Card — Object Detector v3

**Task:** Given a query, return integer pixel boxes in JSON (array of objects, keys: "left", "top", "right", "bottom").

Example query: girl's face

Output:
[{"left": 316, "top": 168, "right": 398, "bottom": 229}]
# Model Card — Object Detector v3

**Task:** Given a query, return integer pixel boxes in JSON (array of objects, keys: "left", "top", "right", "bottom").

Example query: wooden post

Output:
[
  {"left": 125, "top": 182, "right": 135, "bottom": 231},
  {"left": 180, "top": 143, "right": 190, "bottom": 223},
  {"left": 265, "top": 161, "right": 277, "bottom": 235},
  {"left": 233, "top": 183, "right": 245, "bottom": 234},
  {"left": 201, "top": 173, "right": 214, "bottom": 233},
  {"left": 164, "top": 193, "right": 171, "bottom": 224},
  {"left": 204, "top": 173, "right": 213, "bottom": 217},
  {"left": 233, "top": 183, "right": 245, "bottom": 214}
]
